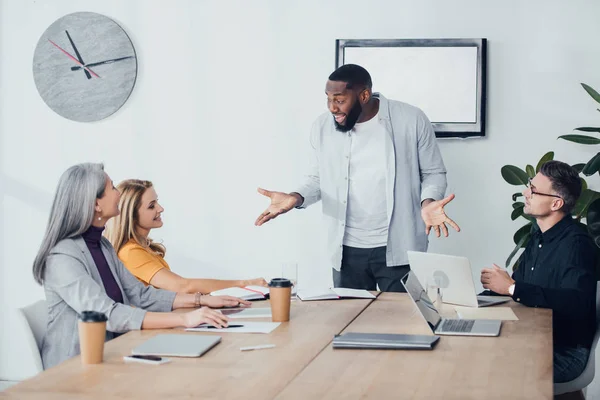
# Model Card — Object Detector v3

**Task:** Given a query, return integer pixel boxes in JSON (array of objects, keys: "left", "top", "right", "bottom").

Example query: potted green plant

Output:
[{"left": 501, "top": 83, "right": 600, "bottom": 274}]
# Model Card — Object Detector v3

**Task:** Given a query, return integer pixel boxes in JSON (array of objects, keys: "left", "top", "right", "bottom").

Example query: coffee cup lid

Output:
[
  {"left": 268, "top": 278, "right": 292, "bottom": 288},
  {"left": 79, "top": 311, "right": 108, "bottom": 323}
]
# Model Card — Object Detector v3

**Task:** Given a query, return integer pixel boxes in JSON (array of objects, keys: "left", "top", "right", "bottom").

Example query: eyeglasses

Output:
[{"left": 527, "top": 178, "right": 562, "bottom": 199}]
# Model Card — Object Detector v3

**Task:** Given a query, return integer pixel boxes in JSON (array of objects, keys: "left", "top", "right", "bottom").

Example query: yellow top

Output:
[{"left": 118, "top": 239, "right": 171, "bottom": 285}]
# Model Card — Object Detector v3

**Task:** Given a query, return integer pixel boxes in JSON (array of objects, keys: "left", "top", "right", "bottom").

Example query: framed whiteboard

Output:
[{"left": 336, "top": 39, "right": 487, "bottom": 138}]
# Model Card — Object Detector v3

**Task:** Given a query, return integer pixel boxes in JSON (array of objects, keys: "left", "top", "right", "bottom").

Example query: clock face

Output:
[{"left": 32, "top": 12, "right": 137, "bottom": 122}]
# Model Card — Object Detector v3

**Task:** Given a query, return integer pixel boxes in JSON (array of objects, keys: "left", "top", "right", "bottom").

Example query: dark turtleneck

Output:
[{"left": 82, "top": 225, "right": 124, "bottom": 304}]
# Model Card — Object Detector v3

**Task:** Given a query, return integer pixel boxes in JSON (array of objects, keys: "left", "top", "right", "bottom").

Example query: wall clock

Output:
[{"left": 32, "top": 12, "right": 137, "bottom": 122}]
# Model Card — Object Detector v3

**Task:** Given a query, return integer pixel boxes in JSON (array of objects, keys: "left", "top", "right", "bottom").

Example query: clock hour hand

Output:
[
  {"left": 47, "top": 39, "right": 100, "bottom": 78},
  {"left": 65, "top": 30, "right": 91, "bottom": 80},
  {"left": 70, "top": 56, "right": 135, "bottom": 71}
]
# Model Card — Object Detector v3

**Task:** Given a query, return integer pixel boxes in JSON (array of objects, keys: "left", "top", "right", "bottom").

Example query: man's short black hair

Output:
[
  {"left": 328, "top": 64, "right": 372, "bottom": 91},
  {"left": 540, "top": 160, "right": 583, "bottom": 214}
]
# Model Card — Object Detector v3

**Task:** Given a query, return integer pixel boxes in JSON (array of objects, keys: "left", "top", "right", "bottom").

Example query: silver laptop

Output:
[
  {"left": 132, "top": 334, "right": 221, "bottom": 357},
  {"left": 401, "top": 271, "right": 502, "bottom": 337},
  {"left": 407, "top": 251, "right": 510, "bottom": 308}
]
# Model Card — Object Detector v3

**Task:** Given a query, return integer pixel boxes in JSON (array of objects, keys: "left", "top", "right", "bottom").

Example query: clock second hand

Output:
[{"left": 48, "top": 39, "right": 100, "bottom": 78}]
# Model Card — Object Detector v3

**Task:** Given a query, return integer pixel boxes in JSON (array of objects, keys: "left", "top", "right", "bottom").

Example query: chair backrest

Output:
[
  {"left": 14, "top": 300, "right": 48, "bottom": 377},
  {"left": 554, "top": 282, "right": 600, "bottom": 395}
]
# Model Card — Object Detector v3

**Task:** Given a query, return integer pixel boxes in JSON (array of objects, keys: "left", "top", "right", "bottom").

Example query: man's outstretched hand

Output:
[
  {"left": 254, "top": 188, "right": 300, "bottom": 226},
  {"left": 421, "top": 194, "right": 460, "bottom": 238}
]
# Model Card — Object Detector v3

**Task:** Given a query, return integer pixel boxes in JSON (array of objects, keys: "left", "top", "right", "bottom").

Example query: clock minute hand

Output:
[
  {"left": 47, "top": 39, "right": 100, "bottom": 78},
  {"left": 65, "top": 30, "right": 91, "bottom": 80},
  {"left": 70, "top": 56, "right": 135, "bottom": 71}
]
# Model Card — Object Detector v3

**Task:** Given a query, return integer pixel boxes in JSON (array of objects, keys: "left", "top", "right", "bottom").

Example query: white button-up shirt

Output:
[{"left": 295, "top": 93, "right": 447, "bottom": 271}]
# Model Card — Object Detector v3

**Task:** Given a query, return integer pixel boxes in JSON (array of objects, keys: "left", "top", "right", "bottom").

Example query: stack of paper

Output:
[
  {"left": 297, "top": 288, "right": 376, "bottom": 301},
  {"left": 333, "top": 332, "right": 440, "bottom": 350},
  {"left": 210, "top": 286, "right": 269, "bottom": 301}
]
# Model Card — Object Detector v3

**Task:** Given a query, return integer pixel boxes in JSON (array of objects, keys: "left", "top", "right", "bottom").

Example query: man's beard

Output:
[{"left": 334, "top": 100, "right": 362, "bottom": 132}]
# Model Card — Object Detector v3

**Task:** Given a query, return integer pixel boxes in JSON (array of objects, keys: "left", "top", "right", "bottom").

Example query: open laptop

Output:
[
  {"left": 132, "top": 334, "right": 221, "bottom": 357},
  {"left": 407, "top": 251, "right": 510, "bottom": 308},
  {"left": 401, "top": 271, "right": 502, "bottom": 337}
]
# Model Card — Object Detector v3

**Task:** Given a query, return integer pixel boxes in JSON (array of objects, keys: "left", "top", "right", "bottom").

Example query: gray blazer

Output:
[{"left": 41, "top": 236, "right": 176, "bottom": 369}]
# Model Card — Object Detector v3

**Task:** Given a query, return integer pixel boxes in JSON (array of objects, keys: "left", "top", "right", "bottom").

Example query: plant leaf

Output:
[
  {"left": 501, "top": 165, "right": 529, "bottom": 185},
  {"left": 582, "top": 153, "right": 600, "bottom": 176},
  {"left": 535, "top": 152, "right": 554, "bottom": 173},
  {"left": 558, "top": 134, "right": 600, "bottom": 145},
  {"left": 520, "top": 213, "right": 534, "bottom": 222},
  {"left": 586, "top": 198, "right": 600, "bottom": 248},
  {"left": 512, "top": 192, "right": 523, "bottom": 201},
  {"left": 512, "top": 201, "right": 525, "bottom": 209},
  {"left": 582, "top": 83, "right": 600, "bottom": 105},
  {"left": 574, "top": 189, "right": 600, "bottom": 218},
  {"left": 526, "top": 165, "right": 535, "bottom": 178},
  {"left": 513, "top": 222, "right": 533, "bottom": 246},
  {"left": 575, "top": 127, "right": 600, "bottom": 133},
  {"left": 572, "top": 163, "right": 586, "bottom": 173},
  {"left": 506, "top": 230, "right": 531, "bottom": 269},
  {"left": 511, "top": 205, "right": 524, "bottom": 221},
  {"left": 582, "top": 177, "right": 588, "bottom": 191}
]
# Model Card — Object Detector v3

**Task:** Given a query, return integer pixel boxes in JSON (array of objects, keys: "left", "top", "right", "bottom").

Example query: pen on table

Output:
[
  {"left": 200, "top": 324, "right": 244, "bottom": 329},
  {"left": 240, "top": 344, "right": 276, "bottom": 351}
]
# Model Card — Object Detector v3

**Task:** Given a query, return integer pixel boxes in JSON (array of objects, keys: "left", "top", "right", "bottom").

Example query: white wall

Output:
[{"left": 1, "top": 0, "right": 600, "bottom": 392}]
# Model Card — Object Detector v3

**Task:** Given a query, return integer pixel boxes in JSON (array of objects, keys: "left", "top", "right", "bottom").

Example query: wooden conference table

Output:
[{"left": 2, "top": 293, "right": 552, "bottom": 399}]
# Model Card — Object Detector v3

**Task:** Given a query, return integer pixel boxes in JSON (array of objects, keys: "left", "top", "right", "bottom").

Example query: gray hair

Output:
[{"left": 33, "top": 163, "right": 107, "bottom": 285}]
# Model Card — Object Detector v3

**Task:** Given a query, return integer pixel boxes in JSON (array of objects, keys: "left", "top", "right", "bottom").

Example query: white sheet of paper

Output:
[
  {"left": 220, "top": 308, "right": 272, "bottom": 319},
  {"left": 332, "top": 288, "right": 376, "bottom": 299},
  {"left": 454, "top": 306, "right": 519, "bottom": 321},
  {"left": 185, "top": 321, "right": 281, "bottom": 334}
]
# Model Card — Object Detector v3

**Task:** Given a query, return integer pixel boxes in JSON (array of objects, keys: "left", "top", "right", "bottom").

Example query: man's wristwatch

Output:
[{"left": 508, "top": 284, "right": 515, "bottom": 296}]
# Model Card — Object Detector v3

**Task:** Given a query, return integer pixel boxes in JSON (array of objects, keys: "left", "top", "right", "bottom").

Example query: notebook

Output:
[
  {"left": 132, "top": 334, "right": 221, "bottom": 357},
  {"left": 210, "top": 286, "right": 270, "bottom": 300},
  {"left": 297, "top": 288, "right": 376, "bottom": 301},
  {"left": 333, "top": 332, "right": 440, "bottom": 350}
]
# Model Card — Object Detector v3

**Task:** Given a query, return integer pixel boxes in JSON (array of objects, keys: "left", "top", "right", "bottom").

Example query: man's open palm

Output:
[
  {"left": 421, "top": 194, "right": 461, "bottom": 237},
  {"left": 255, "top": 188, "right": 298, "bottom": 226}
]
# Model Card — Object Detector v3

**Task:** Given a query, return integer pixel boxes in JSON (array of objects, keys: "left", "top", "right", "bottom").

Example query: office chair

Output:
[
  {"left": 13, "top": 300, "right": 47, "bottom": 379},
  {"left": 554, "top": 283, "right": 600, "bottom": 397}
]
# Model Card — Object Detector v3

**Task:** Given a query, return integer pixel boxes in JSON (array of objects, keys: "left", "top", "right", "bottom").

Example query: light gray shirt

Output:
[
  {"left": 41, "top": 236, "right": 176, "bottom": 369},
  {"left": 294, "top": 93, "right": 447, "bottom": 271}
]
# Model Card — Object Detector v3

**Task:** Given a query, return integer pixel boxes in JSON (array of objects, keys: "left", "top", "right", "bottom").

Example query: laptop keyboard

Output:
[{"left": 441, "top": 319, "right": 475, "bottom": 333}]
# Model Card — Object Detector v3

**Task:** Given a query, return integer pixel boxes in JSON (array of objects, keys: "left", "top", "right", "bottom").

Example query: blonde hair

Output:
[{"left": 105, "top": 179, "right": 166, "bottom": 257}]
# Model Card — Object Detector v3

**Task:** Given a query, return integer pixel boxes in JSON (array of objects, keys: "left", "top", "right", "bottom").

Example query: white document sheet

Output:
[{"left": 185, "top": 321, "right": 281, "bottom": 334}]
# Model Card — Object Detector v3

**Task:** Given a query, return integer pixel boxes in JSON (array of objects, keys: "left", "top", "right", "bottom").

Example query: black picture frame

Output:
[{"left": 336, "top": 38, "right": 487, "bottom": 138}]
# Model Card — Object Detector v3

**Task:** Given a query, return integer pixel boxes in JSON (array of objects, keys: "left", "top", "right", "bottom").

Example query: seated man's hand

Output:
[{"left": 481, "top": 264, "right": 515, "bottom": 295}]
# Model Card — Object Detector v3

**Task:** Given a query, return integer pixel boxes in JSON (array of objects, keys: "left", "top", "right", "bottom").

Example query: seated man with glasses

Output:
[{"left": 480, "top": 160, "right": 597, "bottom": 384}]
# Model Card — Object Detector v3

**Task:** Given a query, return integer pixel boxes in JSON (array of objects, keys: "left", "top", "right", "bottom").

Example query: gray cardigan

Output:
[{"left": 41, "top": 236, "right": 176, "bottom": 369}]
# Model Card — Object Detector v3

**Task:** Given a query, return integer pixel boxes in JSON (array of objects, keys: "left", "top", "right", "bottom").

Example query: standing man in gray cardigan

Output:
[
  {"left": 33, "top": 163, "right": 247, "bottom": 369},
  {"left": 255, "top": 64, "right": 459, "bottom": 292}
]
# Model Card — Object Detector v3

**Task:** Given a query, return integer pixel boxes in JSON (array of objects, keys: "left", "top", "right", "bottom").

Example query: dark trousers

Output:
[
  {"left": 554, "top": 346, "right": 590, "bottom": 383},
  {"left": 332, "top": 245, "right": 410, "bottom": 292}
]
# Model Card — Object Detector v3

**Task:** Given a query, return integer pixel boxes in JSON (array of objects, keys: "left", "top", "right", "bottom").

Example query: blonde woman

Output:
[
  {"left": 34, "top": 164, "right": 247, "bottom": 369},
  {"left": 105, "top": 179, "right": 267, "bottom": 294}
]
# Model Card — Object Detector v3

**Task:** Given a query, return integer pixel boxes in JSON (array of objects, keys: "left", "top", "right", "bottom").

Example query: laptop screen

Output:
[{"left": 401, "top": 271, "right": 442, "bottom": 331}]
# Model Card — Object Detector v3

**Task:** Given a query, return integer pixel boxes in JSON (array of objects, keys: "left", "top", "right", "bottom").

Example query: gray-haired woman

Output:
[{"left": 33, "top": 163, "right": 250, "bottom": 369}]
